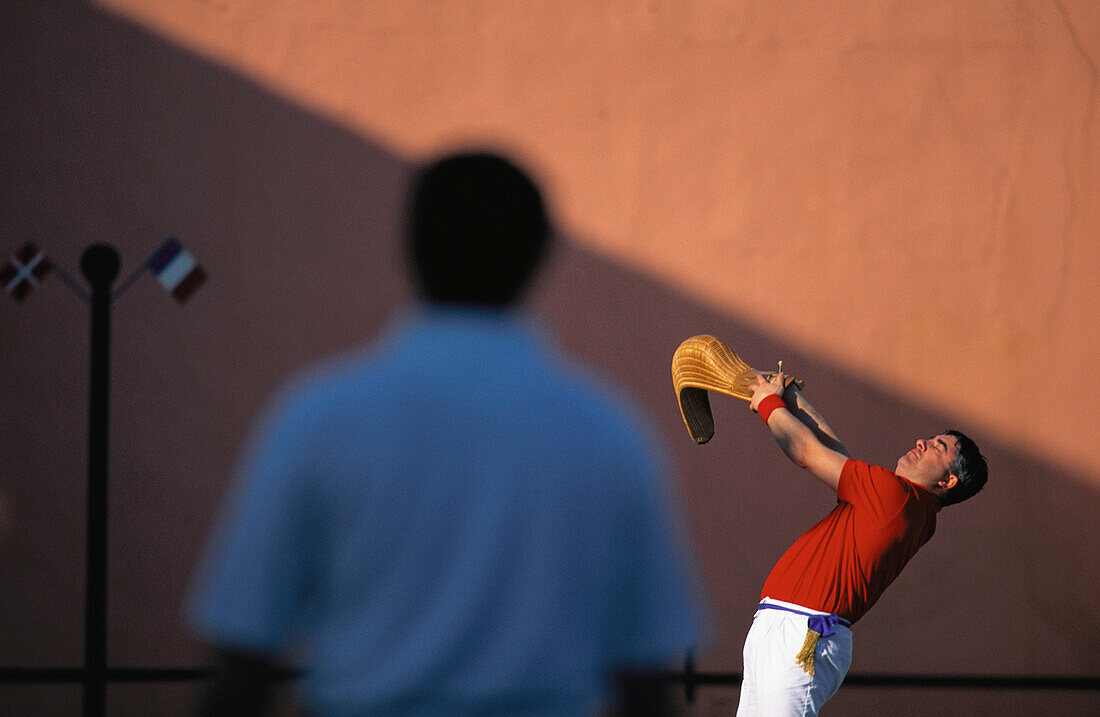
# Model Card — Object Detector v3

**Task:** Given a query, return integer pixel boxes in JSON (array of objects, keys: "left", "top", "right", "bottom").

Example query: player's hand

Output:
[{"left": 749, "top": 369, "right": 785, "bottom": 412}]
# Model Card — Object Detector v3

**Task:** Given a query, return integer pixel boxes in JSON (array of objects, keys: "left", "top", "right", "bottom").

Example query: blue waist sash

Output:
[{"left": 757, "top": 601, "right": 851, "bottom": 637}]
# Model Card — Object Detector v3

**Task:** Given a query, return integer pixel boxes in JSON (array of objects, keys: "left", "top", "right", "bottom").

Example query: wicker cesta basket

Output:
[{"left": 671, "top": 334, "right": 801, "bottom": 444}]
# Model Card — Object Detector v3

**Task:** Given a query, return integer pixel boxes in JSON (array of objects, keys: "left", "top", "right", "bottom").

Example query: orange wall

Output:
[
  {"left": 97, "top": 0, "right": 1100, "bottom": 485},
  {"left": 1, "top": 1, "right": 1097, "bottom": 714}
]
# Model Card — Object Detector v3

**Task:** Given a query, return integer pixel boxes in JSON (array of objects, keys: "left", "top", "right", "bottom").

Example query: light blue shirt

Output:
[{"left": 188, "top": 305, "right": 704, "bottom": 716}]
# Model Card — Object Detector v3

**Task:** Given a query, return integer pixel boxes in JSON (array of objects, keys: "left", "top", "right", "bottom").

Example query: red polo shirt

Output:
[{"left": 760, "top": 459, "right": 940, "bottom": 624}]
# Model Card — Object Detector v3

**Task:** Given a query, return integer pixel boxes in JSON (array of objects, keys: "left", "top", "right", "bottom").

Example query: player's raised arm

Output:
[
  {"left": 782, "top": 384, "right": 850, "bottom": 459},
  {"left": 750, "top": 370, "right": 848, "bottom": 492}
]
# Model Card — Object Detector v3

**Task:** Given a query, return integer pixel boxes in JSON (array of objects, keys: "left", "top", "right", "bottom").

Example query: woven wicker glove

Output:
[{"left": 671, "top": 334, "right": 803, "bottom": 444}]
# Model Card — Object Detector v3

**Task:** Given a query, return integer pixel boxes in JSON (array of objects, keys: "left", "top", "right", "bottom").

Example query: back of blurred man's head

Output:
[{"left": 407, "top": 151, "right": 551, "bottom": 307}]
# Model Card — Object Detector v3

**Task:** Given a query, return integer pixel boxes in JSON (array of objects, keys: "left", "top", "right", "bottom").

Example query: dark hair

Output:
[
  {"left": 407, "top": 151, "right": 551, "bottom": 307},
  {"left": 939, "top": 429, "right": 988, "bottom": 507}
]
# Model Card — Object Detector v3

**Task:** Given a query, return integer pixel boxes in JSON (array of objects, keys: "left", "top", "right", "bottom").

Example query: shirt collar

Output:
[{"left": 391, "top": 302, "right": 549, "bottom": 354}]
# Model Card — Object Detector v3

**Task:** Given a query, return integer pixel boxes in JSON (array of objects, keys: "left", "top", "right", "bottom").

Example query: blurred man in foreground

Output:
[{"left": 187, "top": 150, "right": 705, "bottom": 716}]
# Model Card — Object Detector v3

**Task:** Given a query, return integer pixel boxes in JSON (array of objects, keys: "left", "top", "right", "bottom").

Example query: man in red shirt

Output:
[{"left": 736, "top": 370, "right": 988, "bottom": 716}]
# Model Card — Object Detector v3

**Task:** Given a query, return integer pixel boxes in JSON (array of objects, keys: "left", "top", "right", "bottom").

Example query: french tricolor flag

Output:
[{"left": 148, "top": 237, "right": 206, "bottom": 303}]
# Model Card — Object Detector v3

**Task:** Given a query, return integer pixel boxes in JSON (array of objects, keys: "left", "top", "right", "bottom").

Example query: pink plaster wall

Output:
[{"left": 1, "top": 1, "right": 1096, "bottom": 714}]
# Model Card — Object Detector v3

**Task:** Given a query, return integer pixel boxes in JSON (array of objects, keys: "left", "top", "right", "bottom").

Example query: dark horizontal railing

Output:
[
  {"left": 1, "top": 666, "right": 1096, "bottom": 692},
  {"left": 671, "top": 670, "right": 1100, "bottom": 691}
]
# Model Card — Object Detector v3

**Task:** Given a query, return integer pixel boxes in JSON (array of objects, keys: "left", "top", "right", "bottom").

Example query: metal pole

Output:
[{"left": 80, "top": 245, "right": 119, "bottom": 717}]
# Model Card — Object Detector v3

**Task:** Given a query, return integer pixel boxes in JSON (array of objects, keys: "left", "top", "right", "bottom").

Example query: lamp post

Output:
[{"left": 80, "top": 244, "right": 120, "bottom": 717}]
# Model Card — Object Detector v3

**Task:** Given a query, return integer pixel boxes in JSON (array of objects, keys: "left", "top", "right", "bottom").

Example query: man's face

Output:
[{"left": 895, "top": 433, "right": 960, "bottom": 490}]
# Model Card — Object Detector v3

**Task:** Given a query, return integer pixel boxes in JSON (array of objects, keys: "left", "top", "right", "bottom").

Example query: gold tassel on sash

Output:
[
  {"left": 756, "top": 604, "right": 845, "bottom": 678},
  {"left": 794, "top": 628, "right": 819, "bottom": 675}
]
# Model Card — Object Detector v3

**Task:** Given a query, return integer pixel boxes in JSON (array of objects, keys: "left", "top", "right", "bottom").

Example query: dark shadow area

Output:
[{"left": 0, "top": 1, "right": 1095, "bottom": 713}]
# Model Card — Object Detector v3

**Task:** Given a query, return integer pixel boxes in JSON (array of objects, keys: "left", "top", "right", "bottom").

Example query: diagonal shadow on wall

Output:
[{"left": 0, "top": 1, "right": 1095, "bottom": 714}]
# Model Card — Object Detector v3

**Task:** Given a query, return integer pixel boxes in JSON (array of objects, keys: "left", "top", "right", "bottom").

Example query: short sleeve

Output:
[
  {"left": 604, "top": 430, "right": 707, "bottom": 667},
  {"left": 186, "top": 389, "right": 321, "bottom": 653},
  {"left": 837, "top": 459, "right": 909, "bottom": 527}
]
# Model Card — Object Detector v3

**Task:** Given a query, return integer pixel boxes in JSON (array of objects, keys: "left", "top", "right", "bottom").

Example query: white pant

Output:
[{"left": 736, "top": 598, "right": 853, "bottom": 717}]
